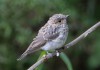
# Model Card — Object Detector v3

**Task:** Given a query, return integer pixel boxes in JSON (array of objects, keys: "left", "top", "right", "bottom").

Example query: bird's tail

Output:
[{"left": 17, "top": 52, "right": 28, "bottom": 61}]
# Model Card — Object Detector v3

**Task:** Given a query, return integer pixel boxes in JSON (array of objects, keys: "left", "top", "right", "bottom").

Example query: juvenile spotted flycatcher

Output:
[{"left": 17, "top": 14, "right": 69, "bottom": 60}]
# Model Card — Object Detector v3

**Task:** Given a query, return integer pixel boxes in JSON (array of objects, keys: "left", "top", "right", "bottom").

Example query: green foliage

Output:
[
  {"left": 60, "top": 52, "right": 73, "bottom": 70},
  {"left": 35, "top": 51, "right": 46, "bottom": 70},
  {"left": 0, "top": 0, "right": 100, "bottom": 70}
]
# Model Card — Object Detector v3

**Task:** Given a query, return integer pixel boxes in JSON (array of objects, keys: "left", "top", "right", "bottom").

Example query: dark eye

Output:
[{"left": 58, "top": 20, "right": 61, "bottom": 22}]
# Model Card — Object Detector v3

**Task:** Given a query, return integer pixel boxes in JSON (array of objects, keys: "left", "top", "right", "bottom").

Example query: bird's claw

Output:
[{"left": 56, "top": 51, "right": 60, "bottom": 56}]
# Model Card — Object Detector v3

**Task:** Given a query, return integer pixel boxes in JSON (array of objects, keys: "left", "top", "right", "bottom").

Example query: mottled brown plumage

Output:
[{"left": 17, "top": 14, "right": 69, "bottom": 61}]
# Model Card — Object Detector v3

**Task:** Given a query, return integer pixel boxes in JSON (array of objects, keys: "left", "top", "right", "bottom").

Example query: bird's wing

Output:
[
  {"left": 27, "top": 24, "right": 59, "bottom": 53},
  {"left": 17, "top": 24, "right": 59, "bottom": 60}
]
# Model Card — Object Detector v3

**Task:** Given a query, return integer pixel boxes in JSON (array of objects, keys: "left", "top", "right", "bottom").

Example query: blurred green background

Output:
[{"left": 0, "top": 0, "right": 100, "bottom": 70}]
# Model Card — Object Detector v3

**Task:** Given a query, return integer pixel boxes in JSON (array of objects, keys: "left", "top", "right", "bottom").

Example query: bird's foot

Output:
[{"left": 56, "top": 51, "right": 60, "bottom": 57}]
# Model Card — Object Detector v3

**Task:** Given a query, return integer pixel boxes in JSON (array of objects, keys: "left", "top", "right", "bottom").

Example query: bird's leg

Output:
[
  {"left": 55, "top": 47, "right": 64, "bottom": 57},
  {"left": 56, "top": 50, "right": 60, "bottom": 57}
]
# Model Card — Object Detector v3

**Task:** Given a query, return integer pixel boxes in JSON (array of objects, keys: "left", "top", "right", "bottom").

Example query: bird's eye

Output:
[{"left": 58, "top": 20, "right": 61, "bottom": 23}]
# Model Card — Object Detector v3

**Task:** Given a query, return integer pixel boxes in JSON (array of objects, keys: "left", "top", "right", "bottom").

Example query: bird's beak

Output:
[{"left": 65, "top": 15, "right": 69, "bottom": 18}]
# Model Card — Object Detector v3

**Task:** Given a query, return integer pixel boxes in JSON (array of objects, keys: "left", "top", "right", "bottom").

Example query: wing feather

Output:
[{"left": 17, "top": 24, "right": 59, "bottom": 60}]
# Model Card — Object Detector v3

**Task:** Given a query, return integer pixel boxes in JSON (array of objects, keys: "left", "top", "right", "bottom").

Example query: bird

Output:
[{"left": 17, "top": 14, "right": 69, "bottom": 61}]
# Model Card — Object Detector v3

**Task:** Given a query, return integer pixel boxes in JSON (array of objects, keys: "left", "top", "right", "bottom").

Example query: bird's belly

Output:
[{"left": 41, "top": 37, "right": 67, "bottom": 51}]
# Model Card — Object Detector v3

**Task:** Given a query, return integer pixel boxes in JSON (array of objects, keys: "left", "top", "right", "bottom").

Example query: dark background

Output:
[{"left": 0, "top": 0, "right": 100, "bottom": 70}]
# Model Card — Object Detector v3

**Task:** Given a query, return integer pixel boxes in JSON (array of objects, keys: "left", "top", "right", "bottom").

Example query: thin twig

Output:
[
  {"left": 28, "top": 21, "right": 100, "bottom": 70},
  {"left": 65, "top": 21, "right": 100, "bottom": 48},
  {"left": 27, "top": 53, "right": 56, "bottom": 70}
]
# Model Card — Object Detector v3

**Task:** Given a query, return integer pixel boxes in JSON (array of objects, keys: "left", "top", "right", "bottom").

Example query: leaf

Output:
[
  {"left": 35, "top": 51, "right": 46, "bottom": 70},
  {"left": 60, "top": 52, "right": 73, "bottom": 70}
]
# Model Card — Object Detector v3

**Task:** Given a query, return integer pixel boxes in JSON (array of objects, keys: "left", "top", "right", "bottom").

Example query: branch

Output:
[
  {"left": 65, "top": 21, "right": 100, "bottom": 48},
  {"left": 28, "top": 21, "right": 100, "bottom": 70}
]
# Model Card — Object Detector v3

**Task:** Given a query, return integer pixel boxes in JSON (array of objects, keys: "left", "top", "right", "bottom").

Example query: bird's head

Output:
[{"left": 48, "top": 14, "right": 69, "bottom": 24}]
